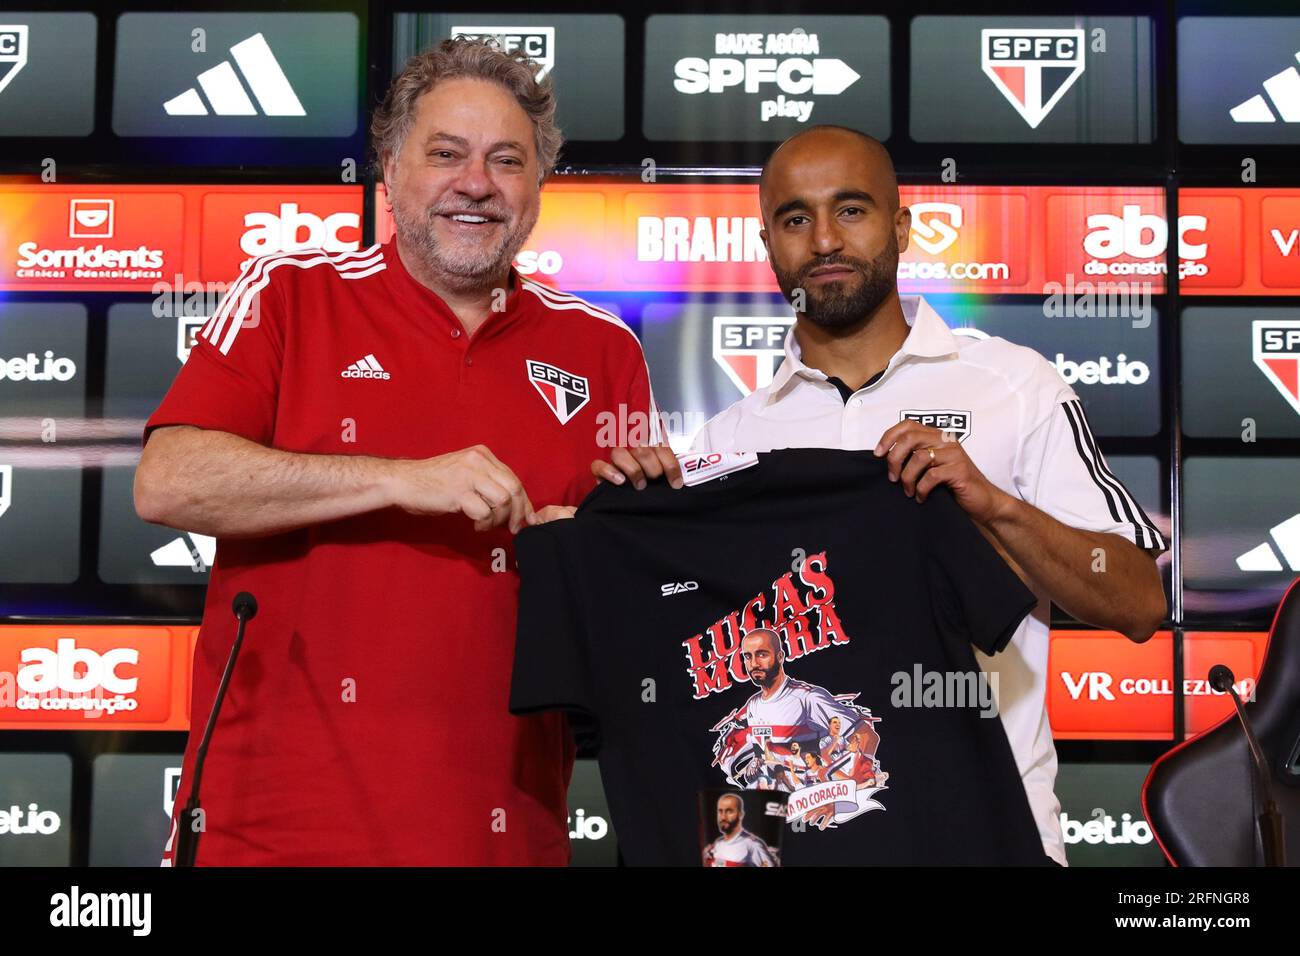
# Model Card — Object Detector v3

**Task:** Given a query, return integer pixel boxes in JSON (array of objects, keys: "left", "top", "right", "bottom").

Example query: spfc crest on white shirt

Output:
[
  {"left": 713, "top": 316, "right": 795, "bottom": 397},
  {"left": 527, "top": 359, "right": 590, "bottom": 424},
  {"left": 901, "top": 409, "right": 972, "bottom": 443}
]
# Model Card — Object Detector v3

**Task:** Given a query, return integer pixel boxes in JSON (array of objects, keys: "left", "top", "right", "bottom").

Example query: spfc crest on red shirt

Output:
[
  {"left": 526, "top": 359, "right": 591, "bottom": 424},
  {"left": 713, "top": 316, "right": 795, "bottom": 397},
  {"left": 1254, "top": 320, "right": 1300, "bottom": 416}
]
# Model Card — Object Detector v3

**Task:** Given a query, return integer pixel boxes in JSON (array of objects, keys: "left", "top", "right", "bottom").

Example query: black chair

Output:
[{"left": 1143, "top": 577, "right": 1300, "bottom": 866}]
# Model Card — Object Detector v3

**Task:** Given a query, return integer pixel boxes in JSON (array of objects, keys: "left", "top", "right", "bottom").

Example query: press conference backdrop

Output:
[{"left": 1, "top": 0, "right": 1297, "bottom": 867}]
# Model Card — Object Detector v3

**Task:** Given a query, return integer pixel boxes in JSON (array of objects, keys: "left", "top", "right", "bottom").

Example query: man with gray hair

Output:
[{"left": 136, "top": 37, "right": 657, "bottom": 865}]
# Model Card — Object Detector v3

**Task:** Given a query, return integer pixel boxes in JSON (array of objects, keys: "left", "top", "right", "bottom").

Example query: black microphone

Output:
[
  {"left": 176, "top": 591, "right": 258, "bottom": 867},
  {"left": 1209, "top": 664, "right": 1286, "bottom": 867}
]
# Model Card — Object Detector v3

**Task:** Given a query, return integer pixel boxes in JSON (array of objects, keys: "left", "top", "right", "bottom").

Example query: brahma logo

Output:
[
  {"left": 526, "top": 359, "right": 590, "bottom": 424},
  {"left": 981, "top": 28, "right": 1085, "bottom": 129},
  {"left": 1253, "top": 320, "right": 1300, "bottom": 415},
  {"left": 712, "top": 316, "right": 794, "bottom": 396},
  {"left": 908, "top": 202, "right": 963, "bottom": 255},
  {"left": 451, "top": 26, "right": 555, "bottom": 80}
]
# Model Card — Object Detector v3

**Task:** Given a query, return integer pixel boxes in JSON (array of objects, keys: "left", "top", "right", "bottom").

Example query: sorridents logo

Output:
[
  {"left": 0, "top": 24, "right": 29, "bottom": 96},
  {"left": 163, "top": 33, "right": 305, "bottom": 117},
  {"left": 1229, "top": 45, "right": 1300, "bottom": 124},
  {"left": 900, "top": 409, "right": 972, "bottom": 442},
  {"left": 526, "top": 359, "right": 590, "bottom": 424},
  {"left": 1053, "top": 353, "right": 1150, "bottom": 386},
  {"left": 672, "top": 29, "right": 860, "bottom": 124},
  {"left": 239, "top": 202, "right": 360, "bottom": 261},
  {"left": 1236, "top": 513, "right": 1300, "bottom": 573},
  {"left": 15, "top": 199, "right": 166, "bottom": 276},
  {"left": 451, "top": 26, "right": 556, "bottom": 80},
  {"left": 908, "top": 202, "right": 963, "bottom": 255},
  {"left": 981, "top": 28, "right": 1085, "bottom": 129},
  {"left": 14, "top": 638, "right": 141, "bottom": 718},
  {"left": 712, "top": 316, "right": 793, "bottom": 396},
  {"left": 0, "top": 351, "right": 77, "bottom": 382},
  {"left": 1060, "top": 808, "right": 1152, "bottom": 846},
  {"left": 1253, "top": 320, "right": 1300, "bottom": 415},
  {"left": 0, "top": 803, "right": 61, "bottom": 835},
  {"left": 1081, "top": 205, "right": 1209, "bottom": 278},
  {"left": 69, "top": 199, "right": 114, "bottom": 238},
  {"left": 682, "top": 550, "right": 850, "bottom": 699}
]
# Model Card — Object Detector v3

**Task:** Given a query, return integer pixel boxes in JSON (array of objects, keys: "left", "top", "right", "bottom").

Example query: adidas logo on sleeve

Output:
[{"left": 341, "top": 354, "right": 390, "bottom": 380}]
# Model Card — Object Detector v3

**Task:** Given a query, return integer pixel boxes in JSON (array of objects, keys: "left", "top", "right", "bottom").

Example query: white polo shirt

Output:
[{"left": 691, "top": 295, "right": 1165, "bottom": 865}]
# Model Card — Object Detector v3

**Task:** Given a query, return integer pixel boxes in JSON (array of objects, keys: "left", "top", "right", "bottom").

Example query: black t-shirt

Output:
[{"left": 510, "top": 448, "right": 1045, "bottom": 865}]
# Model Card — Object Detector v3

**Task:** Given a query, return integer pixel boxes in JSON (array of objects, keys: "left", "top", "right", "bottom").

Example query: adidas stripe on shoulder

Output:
[
  {"left": 199, "top": 246, "right": 384, "bottom": 357},
  {"left": 1060, "top": 399, "right": 1165, "bottom": 551}
]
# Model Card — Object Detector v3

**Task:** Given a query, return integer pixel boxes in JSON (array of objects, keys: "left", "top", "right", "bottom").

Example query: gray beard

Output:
[{"left": 389, "top": 187, "right": 536, "bottom": 295}]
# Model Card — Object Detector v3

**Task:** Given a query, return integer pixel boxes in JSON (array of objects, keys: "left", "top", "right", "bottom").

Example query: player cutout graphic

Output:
[
  {"left": 702, "top": 793, "right": 779, "bottom": 867},
  {"left": 712, "top": 628, "right": 887, "bottom": 831}
]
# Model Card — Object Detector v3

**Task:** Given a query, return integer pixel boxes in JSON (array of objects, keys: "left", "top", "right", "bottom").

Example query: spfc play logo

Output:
[
  {"left": 0, "top": 25, "right": 27, "bottom": 96},
  {"left": 713, "top": 316, "right": 794, "bottom": 397},
  {"left": 982, "top": 28, "right": 1085, "bottom": 129},
  {"left": 452, "top": 25, "right": 555, "bottom": 81},
  {"left": 526, "top": 359, "right": 590, "bottom": 424},
  {"left": 1254, "top": 319, "right": 1300, "bottom": 416}
]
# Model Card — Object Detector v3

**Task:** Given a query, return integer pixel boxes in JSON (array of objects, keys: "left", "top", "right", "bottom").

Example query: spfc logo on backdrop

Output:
[
  {"left": 901, "top": 409, "right": 972, "bottom": 443},
  {"left": 176, "top": 316, "right": 206, "bottom": 364},
  {"left": 0, "top": 464, "right": 11, "bottom": 520},
  {"left": 981, "top": 28, "right": 1085, "bottom": 129},
  {"left": 713, "top": 316, "right": 794, "bottom": 397},
  {"left": 452, "top": 26, "right": 556, "bottom": 80},
  {"left": 1254, "top": 320, "right": 1300, "bottom": 416},
  {"left": 0, "top": 25, "right": 28, "bottom": 96},
  {"left": 527, "top": 359, "right": 590, "bottom": 424}
]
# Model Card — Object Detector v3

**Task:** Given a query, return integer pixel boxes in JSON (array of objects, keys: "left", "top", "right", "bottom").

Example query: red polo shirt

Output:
[{"left": 147, "top": 240, "right": 656, "bottom": 865}]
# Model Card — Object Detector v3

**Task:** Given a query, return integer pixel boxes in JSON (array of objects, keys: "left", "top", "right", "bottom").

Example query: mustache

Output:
[
  {"left": 427, "top": 200, "right": 512, "bottom": 222},
  {"left": 798, "top": 255, "right": 870, "bottom": 282}
]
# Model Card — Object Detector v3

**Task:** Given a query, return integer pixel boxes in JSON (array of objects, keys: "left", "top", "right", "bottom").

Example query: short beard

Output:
[
  {"left": 772, "top": 232, "right": 899, "bottom": 331},
  {"left": 389, "top": 180, "right": 537, "bottom": 295}
]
